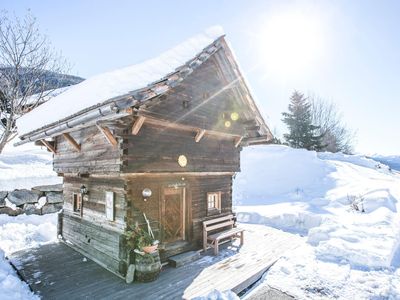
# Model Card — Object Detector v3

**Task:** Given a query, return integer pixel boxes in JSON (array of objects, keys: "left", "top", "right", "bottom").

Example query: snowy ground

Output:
[
  {"left": 236, "top": 145, "right": 400, "bottom": 299},
  {"left": 0, "top": 142, "right": 61, "bottom": 191},
  {"left": 0, "top": 142, "right": 60, "bottom": 300},
  {"left": 0, "top": 213, "right": 58, "bottom": 300}
]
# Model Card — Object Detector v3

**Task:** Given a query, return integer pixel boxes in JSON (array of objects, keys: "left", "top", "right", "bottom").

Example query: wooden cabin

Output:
[{"left": 16, "top": 28, "right": 272, "bottom": 279}]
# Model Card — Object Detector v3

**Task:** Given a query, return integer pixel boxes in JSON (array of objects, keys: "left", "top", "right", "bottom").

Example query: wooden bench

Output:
[{"left": 203, "top": 214, "right": 244, "bottom": 255}]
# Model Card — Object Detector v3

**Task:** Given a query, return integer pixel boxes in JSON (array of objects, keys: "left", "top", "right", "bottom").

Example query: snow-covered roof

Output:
[
  {"left": 17, "top": 26, "right": 225, "bottom": 137},
  {"left": 24, "top": 86, "right": 70, "bottom": 107}
]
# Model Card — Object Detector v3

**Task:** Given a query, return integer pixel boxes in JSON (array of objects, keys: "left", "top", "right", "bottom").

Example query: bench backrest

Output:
[{"left": 203, "top": 214, "right": 235, "bottom": 232}]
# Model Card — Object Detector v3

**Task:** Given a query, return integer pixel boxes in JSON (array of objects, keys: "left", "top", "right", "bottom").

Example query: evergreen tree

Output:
[{"left": 282, "top": 91, "right": 323, "bottom": 151}]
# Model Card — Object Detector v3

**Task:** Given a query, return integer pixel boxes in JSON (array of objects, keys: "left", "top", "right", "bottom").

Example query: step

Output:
[{"left": 168, "top": 250, "right": 201, "bottom": 268}]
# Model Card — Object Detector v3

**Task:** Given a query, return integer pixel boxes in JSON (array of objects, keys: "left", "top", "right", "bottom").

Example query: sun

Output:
[{"left": 256, "top": 11, "right": 325, "bottom": 79}]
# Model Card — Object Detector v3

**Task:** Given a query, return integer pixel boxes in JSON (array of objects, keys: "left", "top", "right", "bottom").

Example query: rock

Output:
[
  {"left": 32, "top": 184, "right": 63, "bottom": 193},
  {"left": 8, "top": 189, "right": 40, "bottom": 206},
  {"left": 46, "top": 192, "right": 63, "bottom": 204},
  {"left": 0, "top": 191, "right": 7, "bottom": 200},
  {"left": 125, "top": 264, "right": 135, "bottom": 284},
  {"left": 0, "top": 191, "right": 7, "bottom": 208},
  {"left": 23, "top": 203, "right": 42, "bottom": 215},
  {"left": 0, "top": 206, "right": 23, "bottom": 216},
  {"left": 42, "top": 203, "right": 63, "bottom": 214}
]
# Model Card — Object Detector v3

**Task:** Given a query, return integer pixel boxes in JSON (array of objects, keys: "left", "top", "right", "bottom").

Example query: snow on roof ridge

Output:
[{"left": 17, "top": 26, "right": 225, "bottom": 136}]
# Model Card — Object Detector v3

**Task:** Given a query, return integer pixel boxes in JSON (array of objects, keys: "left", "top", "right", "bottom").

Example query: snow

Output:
[
  {"left": 24, "top": 86, "right": 70, "bottom": 106},
  {"left": 35, "top": 197, "right": 47, "bottom": 209},
  {"left": 0, "top": 142, "right": 58, "bottom": 300},
  {"left": 17, "top": 26, "right": 224, "bottom": 136},
  {"left": 236, "top": 145, "right": 400, "bottom": 299},
  {"left": 372, "top": 155, "right": 400, "bottom": 172},
  {"left": 0, "top": 213, "right": 58, "bottom": 256},
  {"left": 0, "top": 141, "right": 61, "bottom": 190},
  {"left": 0, "top": 213, "right": 57, "bottom": 300},
  {"left": 193, "top": 289, "right": 239, "bottom": 300},
  {"left": 0, "top": 249, "right": 39, "bottom": 300},
  {"left": 265, "top": 243, "right": 400, "bottom": 299}
]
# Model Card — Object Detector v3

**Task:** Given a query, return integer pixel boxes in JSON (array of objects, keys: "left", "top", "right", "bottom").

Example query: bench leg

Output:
[
  {"left": 203, "top": 230, "right": 207, "bottom": 251},
  {"left": 240, "top": 231, "right": 244, "bottom": 246},
  {"left": 214, "top": 240, "right": 219, "bottom": 256}
]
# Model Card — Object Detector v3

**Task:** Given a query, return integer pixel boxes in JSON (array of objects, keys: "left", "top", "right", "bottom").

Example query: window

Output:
[
  {"left": 207, "top": 192, "right": 221, "bottom": 212},
  {"left": 73, "top": 193, "right": 82, "bottom": 215}
]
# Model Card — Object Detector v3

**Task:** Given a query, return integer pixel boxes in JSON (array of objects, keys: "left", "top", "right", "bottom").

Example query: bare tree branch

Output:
[
  {"left": 309, "top": 93, "right": 356, "bottom": 154},
  {"left": 0, "top": 11, "right": 69, "bottom": 153}
]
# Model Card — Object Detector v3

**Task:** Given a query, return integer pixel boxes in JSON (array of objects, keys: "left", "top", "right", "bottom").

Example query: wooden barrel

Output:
[{"left": 135, "top": 250, "right": 161, "bottom": 283}]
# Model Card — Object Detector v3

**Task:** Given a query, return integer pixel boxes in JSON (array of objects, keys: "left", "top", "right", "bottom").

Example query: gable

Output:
[{"left": 135, "top": 43, "right": 271, "bottom": 140}]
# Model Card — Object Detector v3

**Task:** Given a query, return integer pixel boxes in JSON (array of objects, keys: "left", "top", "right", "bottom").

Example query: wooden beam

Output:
[
  {"left": 234, "top": 136, "right": 243, "bottom": 148},
  {"left": 62, "top": 133, "right": 81, "bottom": 152},
  {"left": 97, "top": 125, "right": 118, "bottom": 147},
  {"left": 242, "top": 136, "right": 272, "bottom": 146},
  {"left": 131, "top": 116, "right": 146, "bottom": 135},
  {"left": 139, "top": 114, "right": 241, "bottom": 140},
  {"left": 118, "top": 172, "right": 235, "bottom": 178},
  {"left": 40, "top": 139, "right": 56, "bottom": 154},
  {"left": 194, "top": 129, "right": 206, "bottom": 143}
]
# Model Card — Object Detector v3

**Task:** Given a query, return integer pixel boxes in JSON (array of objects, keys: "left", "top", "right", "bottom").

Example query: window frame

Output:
[
  {"left": 73, "top": 193, "right": 83, "bottom": 217},
  {"left": 207, "top": 191, "right": 221, "bottom": 215}
]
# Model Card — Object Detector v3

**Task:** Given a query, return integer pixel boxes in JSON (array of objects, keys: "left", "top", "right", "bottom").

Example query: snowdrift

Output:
[
  {"left": 234, "top": 145, "right": 400, "bottom": 269},
  {"left": 235, "top": 145, "right": 400, "bottom": 299}
]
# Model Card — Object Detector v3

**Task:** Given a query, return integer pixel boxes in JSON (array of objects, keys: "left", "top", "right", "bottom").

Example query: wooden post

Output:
[
  {"left": 203, "top": 226, "right": 207, "bottom": 251},
  {"left": 214, "top": 240, "right": 219, "bottom": 255},
  {"left": 62, "top": 133, "right": 81, "bottom": 152},
  {"left": 40, "top": 139, "right": 56, "bottom": 154},
  {"left": 97, "top": 125, "right": 118, "bottom": 147},
  {"left": 131, "top": 116, "right": 146, "bottom": 135},
  {"left": 195, "top": 129, "right": 206, "bottom": 143}
]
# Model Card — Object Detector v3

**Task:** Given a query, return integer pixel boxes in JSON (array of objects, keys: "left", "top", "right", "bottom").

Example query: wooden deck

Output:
[{"left": 8, "top": 224, "right": 302, "bottom": 299}]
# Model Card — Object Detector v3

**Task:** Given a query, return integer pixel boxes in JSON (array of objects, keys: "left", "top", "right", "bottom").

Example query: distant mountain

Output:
[
  {"left": 0, "top": 67, "right": 84, "bottom": 95},
  {"left": 370, "top": 155, "right": 400, "bottom": 171}
]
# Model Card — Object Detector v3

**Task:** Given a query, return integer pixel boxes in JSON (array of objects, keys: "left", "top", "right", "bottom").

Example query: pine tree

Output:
[{"left": 282, "top": 91, "right": 323, "bottom": 151}]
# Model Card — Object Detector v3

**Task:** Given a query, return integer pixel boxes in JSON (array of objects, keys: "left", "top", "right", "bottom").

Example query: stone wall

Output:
[{"left": 0, "top": 184, "right": 63, "bottom": 216}]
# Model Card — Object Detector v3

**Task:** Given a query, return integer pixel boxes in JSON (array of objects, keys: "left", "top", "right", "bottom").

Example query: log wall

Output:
[
  {"left": 53, "top": 125, "right": 122, "bottom": 174},
  {"left": 121, "top": 125, "right": 241, "bottom": 173},
  {"left": 61, "top": 176, "right": 128, "bottom": 276},
  {"left": 126, "top": 174, "right": 233, "bottom": 249}
]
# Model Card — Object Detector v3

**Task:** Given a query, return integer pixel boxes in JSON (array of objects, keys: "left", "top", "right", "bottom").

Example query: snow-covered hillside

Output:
[
  {"left": 235, "top": 145, "right": 400, "bottom": 299},
  {"left": 0, "top": 143, "right": 61, "bottom": 191}
]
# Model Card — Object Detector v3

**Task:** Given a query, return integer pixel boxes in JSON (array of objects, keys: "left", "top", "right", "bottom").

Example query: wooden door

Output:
[{"left": 162, "top": 187, "right": 185, "bottom": 243}]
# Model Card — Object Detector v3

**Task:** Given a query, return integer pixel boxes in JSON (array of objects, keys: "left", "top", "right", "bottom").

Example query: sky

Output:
[{"left": 2, "top": 0, "right": 399, "bottom": 155}]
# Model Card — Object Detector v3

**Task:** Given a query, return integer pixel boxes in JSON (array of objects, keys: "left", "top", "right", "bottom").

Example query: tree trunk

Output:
[
  {"left": 0, "top": 129, "right": 12, "bottom": 154},
  {"left": 0, "top": 117, "right": 14, "bottom": 154}
]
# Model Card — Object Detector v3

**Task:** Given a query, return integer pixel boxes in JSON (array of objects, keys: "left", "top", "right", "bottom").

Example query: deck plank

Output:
[{"left": 8, "top": 224, "right": 302, "bottom": 299}]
